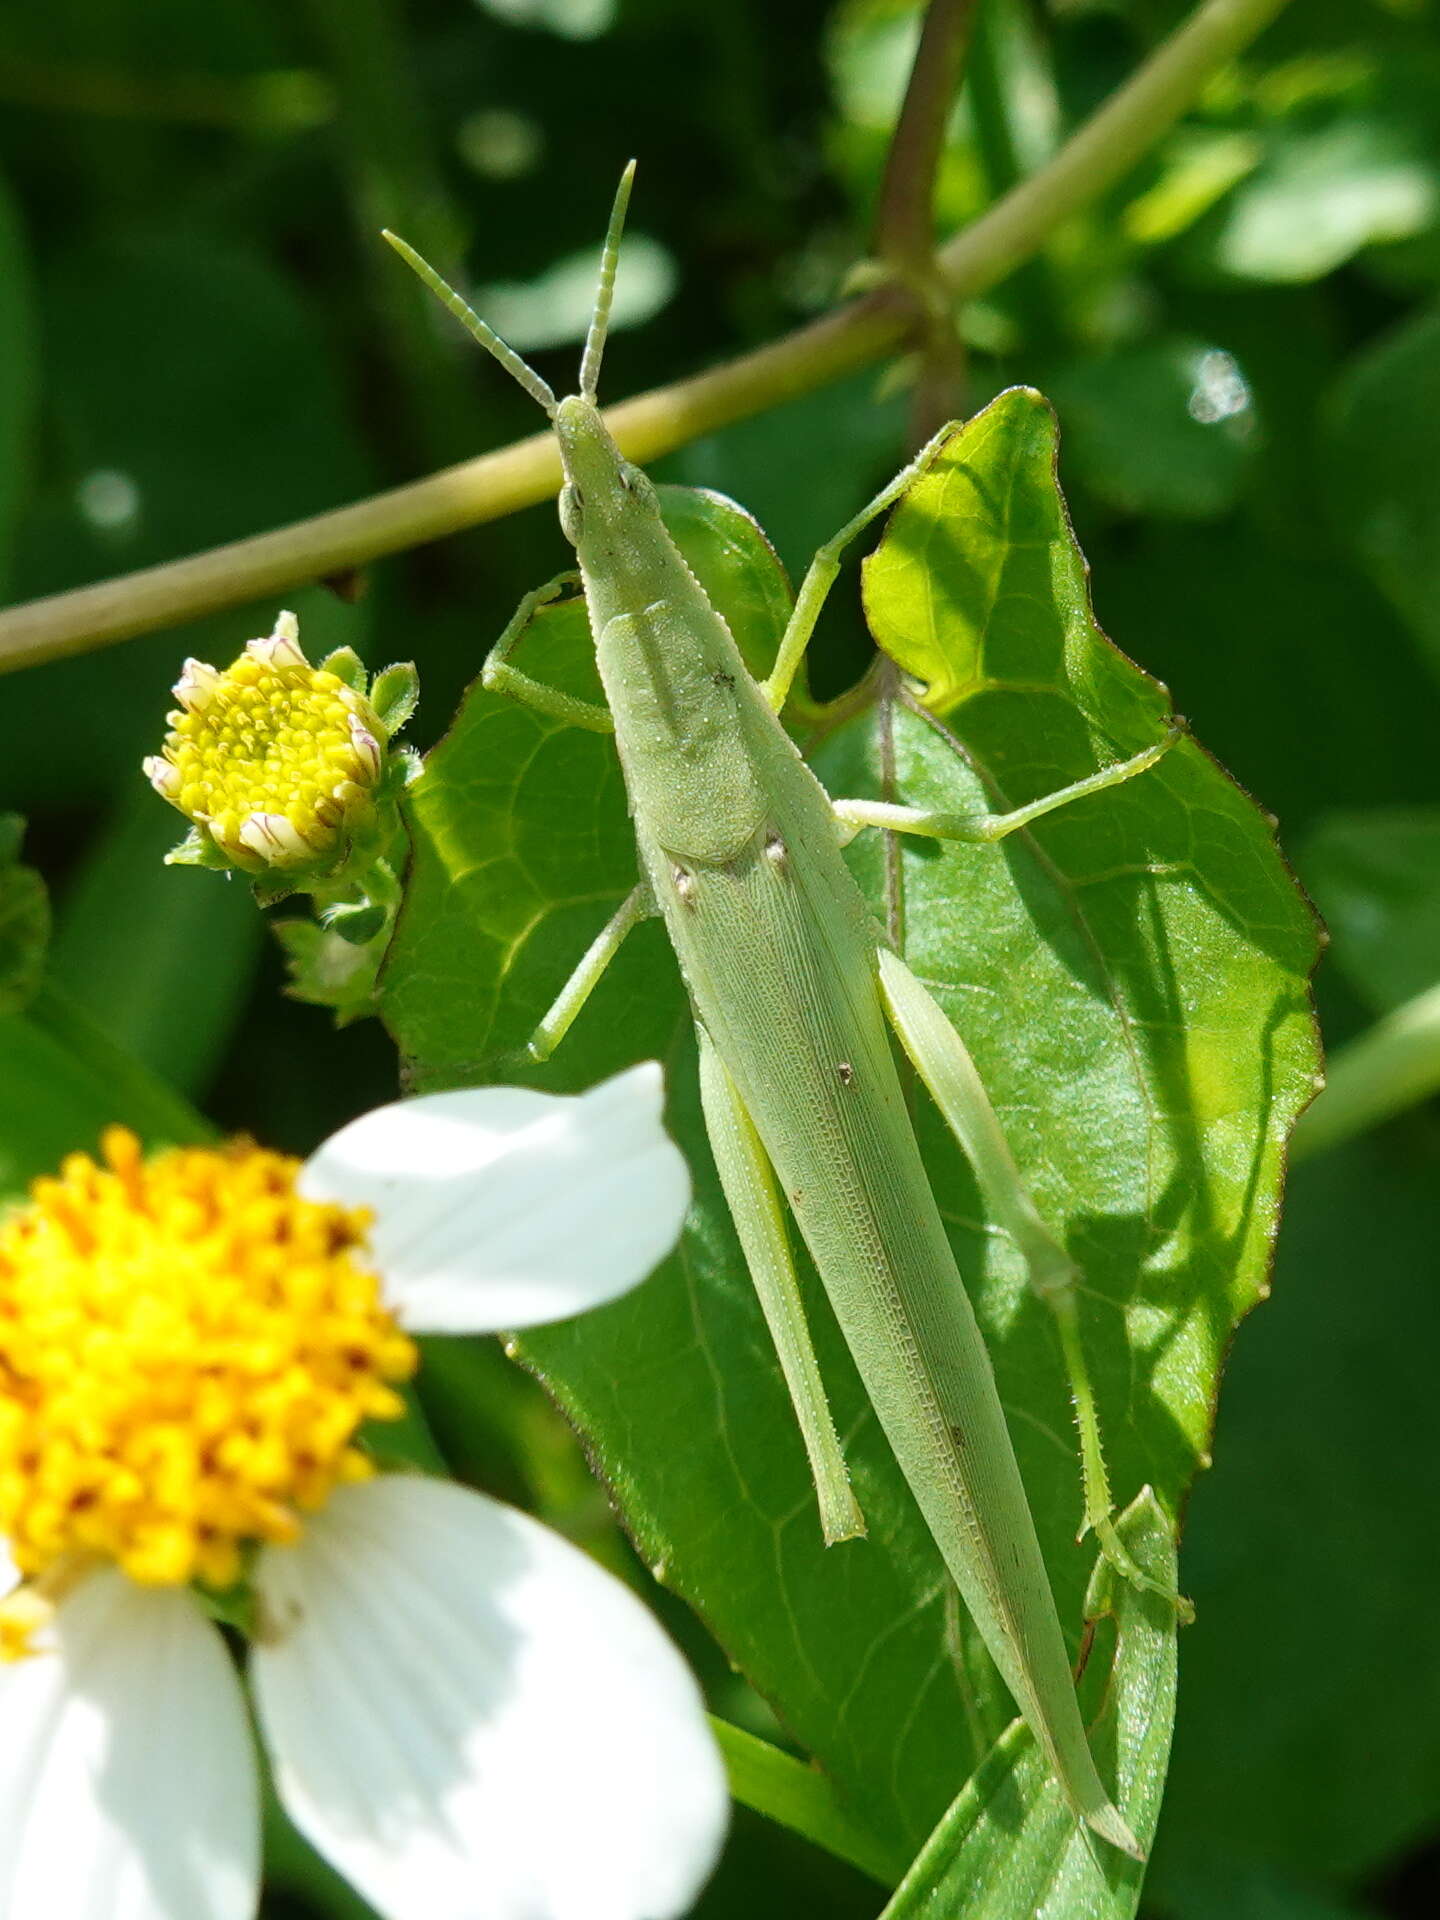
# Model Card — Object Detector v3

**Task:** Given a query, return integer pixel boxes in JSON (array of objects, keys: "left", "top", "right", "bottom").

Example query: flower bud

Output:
[{"left": 143, "top": 612, "right": 411, "bottom": 878}]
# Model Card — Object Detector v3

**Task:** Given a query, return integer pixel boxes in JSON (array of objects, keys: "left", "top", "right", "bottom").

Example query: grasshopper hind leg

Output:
[
  {"left": 696, "top": 1027, "right": 866, "bottom": 1546},
  {"left": 876, "top": 945, "right": 1193, "bottom": 1622}
]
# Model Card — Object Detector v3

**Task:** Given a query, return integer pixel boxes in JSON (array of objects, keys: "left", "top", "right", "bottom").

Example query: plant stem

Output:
[
  {"left": 935, "top": 0, "right": 1286, "bottom": 296},
  {"left": 710, "top": 1717, "right": 905, "bottom": 1885},
  {"left": 873, "top": 0, "right": 982, "bottom": 444},
  {"left": 873, "top": 0, "right": 980, "bottom": 280},
  {"left": 0, "top": 0, "right": 1291, "bottom": 676},
  {"left": 1290, "top": 983, "right": 1440, "bottom": 1161},
  {"left": 0, "top": 290, "right": 909, "bottom": 668}
]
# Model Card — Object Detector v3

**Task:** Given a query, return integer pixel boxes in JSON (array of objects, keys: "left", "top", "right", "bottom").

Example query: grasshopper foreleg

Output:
[
  {"left": 762, "top": 422, "right": 959, "bottom": 713},
  {"left": 696, "top": 1028, "right": 866, "bottom": 1546},
  {"left": 876, "top": 945, "right": 1193, "bottom": 1620},
  {"left": 484, "top": 571, "right": 616, "bottom": 734}
]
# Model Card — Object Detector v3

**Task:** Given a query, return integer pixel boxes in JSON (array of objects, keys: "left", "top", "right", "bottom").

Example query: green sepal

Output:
[
  {"left": 317, "top": 645, "right": 368, "bottom": 692},
  {"left": 323, "top": 899, "right": 389, "bottom": 945},
  {"left": 164, "top": 826, "right": 234, "bottom": 871},
  {"left": 252, "top": 873, "right": 299, "bottom": 909},
  {"left": 194, "top": 1557, "right": 259, "bottom": 1639},
  {"left": 391, "top": 745, "right": 424, "bottom": 788},
  {"left": 274, "top": 918, "right": 387, "bottom": 1025},
  {"left": 369, "top": 662, "right": 420, "bottom": 737},
  {"left": 0, "top": 814, "right": 24, "bottom": 866}
]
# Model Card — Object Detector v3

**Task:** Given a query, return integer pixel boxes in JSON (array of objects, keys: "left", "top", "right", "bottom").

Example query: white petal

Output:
[
  {"left": 300, "top": 1063, "right": 691, "bottom": 1334},
  {"left": 0, "top": 1572, "right": 258, "bottom": 1920},
  {"left": 0, "top": 1541, "right": 20, "bottom": 1597},
  {"left": 141, "top": 755, "right": 181, "bottom": 800},
  {"left": 172, "top": 657, "right": 221, "bottom": 712},
  {"left": 237, "top": 810, "right": 314, "bottom": 863},
  {"left": 347, "top": 714, "right": 382, "bottom": 781},
  {"left": 246, "top": 613, "right": 306, "bottom": 668},
  {"left": 253, "top": 1478, "right": 726, "bottom": 1920}
]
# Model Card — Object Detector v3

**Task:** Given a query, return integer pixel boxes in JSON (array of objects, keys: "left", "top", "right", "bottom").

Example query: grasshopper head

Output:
[{"left": 554, "top": 395, "right": 658, "bottom": 552}]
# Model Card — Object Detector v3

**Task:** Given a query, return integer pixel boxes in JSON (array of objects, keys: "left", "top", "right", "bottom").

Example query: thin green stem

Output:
[
  {"left": 710, "top": 1717, "right": 904, "bottom": 1885},
  {"left": 1291, "top": 983, "right": 1440, "bottom": 1161},
  {"left": 0, "top": 0, "right": 1291, "bottom": 677},
  {"left": 935, "top": 0, "right": 1288, "bottom": 296},
  {"left": 961, "top": 0, "right": 1061, "bottom": 348}
]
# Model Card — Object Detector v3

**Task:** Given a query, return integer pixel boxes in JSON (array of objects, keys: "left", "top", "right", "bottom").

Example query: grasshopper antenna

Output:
[
  {"left": 381, "top": 230, "right": 558, "bottom": 418},
  {"left": 579, "top": 160, "right": 636, "bottom": 403}
]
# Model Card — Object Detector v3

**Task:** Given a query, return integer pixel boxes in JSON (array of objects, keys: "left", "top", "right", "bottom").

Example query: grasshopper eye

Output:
[
  {"left": 619, "top": 463, "right": 657, "bottom": 509},
  {"left": 559, "top": 484, "right": 585, "bottom": 546}
]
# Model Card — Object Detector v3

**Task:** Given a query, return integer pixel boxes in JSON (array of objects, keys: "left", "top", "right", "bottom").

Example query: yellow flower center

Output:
[
  {"left": 150, "top": 636, "right": 383, "bottom": 869},
  {"left": 0, "top": 1128, "right": 416, "bottom": 1607}
]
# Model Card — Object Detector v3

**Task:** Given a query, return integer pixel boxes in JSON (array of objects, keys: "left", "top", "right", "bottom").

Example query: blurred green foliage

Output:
[{"left": 4, "top": 0, "right": 1440, "bottom": 1915}]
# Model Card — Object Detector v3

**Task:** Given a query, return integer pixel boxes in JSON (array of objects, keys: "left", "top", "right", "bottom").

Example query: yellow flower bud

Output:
[{"left": 144, "top": 612, "right": 396, "bottom": 876}]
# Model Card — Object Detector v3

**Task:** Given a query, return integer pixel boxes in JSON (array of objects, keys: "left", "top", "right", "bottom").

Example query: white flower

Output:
[{"left": 0, "top": 1064, "right": 726, "bottom": 1920}]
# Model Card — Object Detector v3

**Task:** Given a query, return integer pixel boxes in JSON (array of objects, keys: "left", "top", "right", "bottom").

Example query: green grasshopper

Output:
[{"left": 386, "top": 167, "right": 1183, "bottom": 1858}]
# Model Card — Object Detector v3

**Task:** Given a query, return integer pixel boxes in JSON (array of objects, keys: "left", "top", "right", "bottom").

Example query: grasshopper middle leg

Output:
[{"left": 831, "top": 725, "right": 1183, "bottom": 847}]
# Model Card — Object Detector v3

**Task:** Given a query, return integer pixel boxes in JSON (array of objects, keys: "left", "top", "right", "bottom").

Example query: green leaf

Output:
[
  {"left": 323, "top": 900, "right": 389, "bottom": 946},
  {"left": 379, "top": 398, "right": 1319, "bottom": 1862},
  {"left": 1208, "top": 117, "right": 1438, "bottom": 284},
  {"left": 1322, "top": 307, "right": 1440, "bottom": 681},
  {"left": 275, "top": 918, "right": 388, "bottom": 1026},
  {"left": 49, "top": 790, "right": 263, "bottom": 1096},
  {"left": 1123, "top": 131, "right": 1264, "bottom": 247},
  {"left": 318, "top": 646, "right": 369, "bottom": 693},
  {"left": 713, "top": 1719, "right": 902, "bottom": 1887},
  {"left": 0, "top": 816, "right": 49, "bottom": 1015},
  {"left": 879, "top": 1491, "right": 1177, "bottom": 1920},
  {"left": 0, "top": 985, "right": 208, "bottom": 1204}
]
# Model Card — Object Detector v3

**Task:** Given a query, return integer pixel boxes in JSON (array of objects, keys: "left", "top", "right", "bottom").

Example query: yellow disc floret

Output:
[
  {"left": 143, "top": 612, "right": 385, "bottom": 871},
  {"left": 0, "top": 1127, "right": 416, "bottom": 1600}
]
